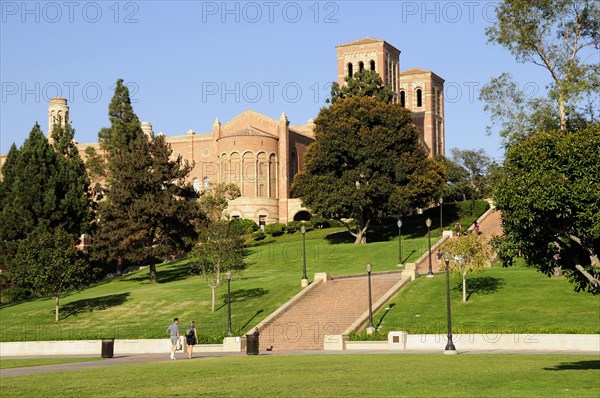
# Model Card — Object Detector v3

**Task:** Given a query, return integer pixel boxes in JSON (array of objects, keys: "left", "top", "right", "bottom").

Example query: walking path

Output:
[{"left": 3, "top": 346, "right": 598, "bottom": 378}]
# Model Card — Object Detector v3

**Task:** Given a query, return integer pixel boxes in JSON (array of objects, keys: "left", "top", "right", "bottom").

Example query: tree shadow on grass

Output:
[
  {"left": 237, "top": 309, "right": 265, "bottom": 335},
  {"left": 544, "top": 361, "right": 600, "bottom": 371},
  {"left": 59, "top": 293, "right": 130, "bottom": 319},
  {"left": 452, "top": 276, "right": 506, "bottom": 301},
  {"left": 219, "top": 288, "right": 269, "bottom": 307},
  {"left": 123, "top": 265, "right": 191, "bottom": 284}
]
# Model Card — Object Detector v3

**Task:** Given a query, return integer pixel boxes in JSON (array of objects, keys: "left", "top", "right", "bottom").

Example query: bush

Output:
[
  {"left": 456, "top": 200, "right": 490, "bottom": 219},
  {"left": 0, "top": 286, "right": 30, "bottom": 304},
  {"left": 286, "top": 221, "right": 313, "bottom": 234},
  {"left": 252, "top": 230, "right": 266, "bottom": 241},
  {"left": 264, "top": 223, "right": 286, "bottom": 237},
  {"left": 229, "top": 218, "right": 258, "bottom": 236},
  {"left": 328, "top": 219, "right": 345, "bottom": 228},
  {"left": 310, "top": 218, "right": 330, "bottom": 229},
  {"left": 348, "top": 331, "right": 387, "bottom": 341}
]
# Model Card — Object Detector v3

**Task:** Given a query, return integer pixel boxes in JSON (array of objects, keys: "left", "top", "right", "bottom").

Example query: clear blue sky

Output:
[{"left": 1, "top": 1, "right": 552, "bottom": 161}]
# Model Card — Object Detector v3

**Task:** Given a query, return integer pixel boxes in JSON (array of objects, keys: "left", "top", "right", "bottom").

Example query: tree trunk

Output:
[
  {"left": 462, "top": 274, "right": 467, "bottom": 302},
  {"left": 558, "top": 93, "right": 566, "bottom": 133},
  {"left": 346, "top": 219, "right": 369, "bottom": 244},
  {"left": 116, "top": 256, "right": 123, "bottom": 276},
  {"left": 150, "top": 264, "right": 158, "bottom": 284},
  {"left": 55, "top": 296, "right": 60, "bottom": 322},
  {"left": 211, "top": 286, "right": 216, "bottom": 312}
]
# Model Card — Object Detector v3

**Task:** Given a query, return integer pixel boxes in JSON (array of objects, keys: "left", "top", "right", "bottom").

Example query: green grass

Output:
[
  {"left": 1, "top": 354, "right": 598, "bottom": 397},
  {"left": 0, "top": 357, "right": 102, "bottom": 369},
  {"left": 372, "top": 260, "right": 600, "bottom": 335},
  {"left": 0, "top": 223, "right": 437, "bottom": 342}
]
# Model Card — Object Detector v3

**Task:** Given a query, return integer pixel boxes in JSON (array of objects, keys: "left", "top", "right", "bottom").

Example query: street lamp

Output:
[
  {"left": 439, "top": 197, "right": 444, "bottom": 232},
  {"left": 366, "top": 263, "right": 375, "bottom": 334},
  {"left": 442, "top": 250, "right": 457, "bottom": 354},
  {"left": 426, "top": 218, "right": 434, "bottom": 277},
  {"left": 300, "top": 225, "right": 308, "bottom": 287},
  {"left": 397, "top": 219, "right": 403, "bottom": 267},
  {"left": 225, "top": 271, "right": 232, "bottom": 336}
]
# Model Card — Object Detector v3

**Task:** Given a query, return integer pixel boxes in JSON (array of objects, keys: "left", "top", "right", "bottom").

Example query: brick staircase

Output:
[{"left": 256, "top": 273, "right": 401, "bottom": 351}]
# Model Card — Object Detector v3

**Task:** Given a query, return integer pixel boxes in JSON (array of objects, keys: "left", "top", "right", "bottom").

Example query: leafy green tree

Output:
[
  {"left": 11, "top": 228, "right": 91, "bottom": 321},
  {"left": 486, "top": 0, "right": 599, "bottom": 134},
  {"left": 191, "top": 221, "right": 247, "bottom": 312},
  {"left": 92, "top": 80, "right": 200, "bottom": 282},
  {"left": 435, "top": 154, "right": 470, "bottom": 202},
  {"left": 198, "top": 182, "right": 241, "bottom": 221},
  {"left": 292, "top": 96, "right": 445, "bottom": 244},
  {"left": 441, "top": 234, "right": 493, "bottom": 302},
  {"left": 450, "top": 148, "right": 493, "bottom": 215},
  {"left": 494, "top": 123, "right": 600, "bottom": 293},
  {"left": 328, "top": 70, "right": 394, "bottom": 104}
]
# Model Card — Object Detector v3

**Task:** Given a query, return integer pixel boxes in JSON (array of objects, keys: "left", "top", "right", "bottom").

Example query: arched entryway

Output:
[{"left": 293, "top": 211, "right": 312, "bottom": 221}]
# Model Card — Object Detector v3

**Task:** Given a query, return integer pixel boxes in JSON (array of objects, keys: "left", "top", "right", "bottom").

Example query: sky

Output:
[{"left": 1, "top": 0, "right": 556, "bottom": 162}]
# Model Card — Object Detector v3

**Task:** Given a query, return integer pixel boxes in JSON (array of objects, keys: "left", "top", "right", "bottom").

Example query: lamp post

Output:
[
  {"left": 366, "top": 263, "right": 375, "bottom": 334},
  {"left": 397, "top": 220, "right": 403, "bottom": 267},
  {"left": 300, "top": 225, "right": 308, "bottom": 287},
  {"left": 225, "top": 271, "right": 232, "bottom": 336},
  {"left": 439, "top": 197, "right": 444, "bottom": 232},
  {"left": 426, "top": 218, "right": 434, "bottom": 277},
  {"left": 442, "top": 250, "right": 457, "bottom": 353}
]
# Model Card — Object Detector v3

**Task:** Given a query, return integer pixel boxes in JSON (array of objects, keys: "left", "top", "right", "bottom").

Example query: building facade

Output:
[
  {"left": 0, "top": 37, "right": 445, "bottom": 225},
  {"left": 336, "top": 37, "right": 445, "bottom": 157}
]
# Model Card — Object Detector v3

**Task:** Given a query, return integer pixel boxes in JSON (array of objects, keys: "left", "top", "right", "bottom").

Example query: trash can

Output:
[
  {"left": 101, "top": 338, "right": 114, "bottom": 358},
  {"left": 246, "top": 334, "right": 259, "bottom": 355}
]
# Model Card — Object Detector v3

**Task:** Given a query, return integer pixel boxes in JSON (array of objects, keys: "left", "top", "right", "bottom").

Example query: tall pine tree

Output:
[{"left": 93, "top": 80, "right": 200, "bottom": 282}]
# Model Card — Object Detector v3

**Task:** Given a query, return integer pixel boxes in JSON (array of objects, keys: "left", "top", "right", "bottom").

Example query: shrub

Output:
[
  {"left": 252, "top": 230, "right": 266, "bottom": 241},
  {"left": 348, "top": 331, "right": 387, "bottom": 341},
  {"left": 229, "top": 218, "right": 258, "bottom": 236},
  {"left": 264, "top": 223, "right": 286, "bottom": 237},
  {"left": 310, "top": 217, "right": 330, "bottom": 229},
  {"left": 456, "top": 200, "right": 490, "bottom": 219},
  {"left": 286, "top": 221, "right": 302, "bottom": 234}
]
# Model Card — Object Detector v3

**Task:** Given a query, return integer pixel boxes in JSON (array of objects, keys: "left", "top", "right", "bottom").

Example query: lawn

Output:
[
  {"left": 0, "top": 354, "right": 598, "bottom": 397},
  {"left": 0, "top": 357, "right": 102, "bottom": 369},
  {"left": 371, "top": 260, "right": 600, "bottom": 335},
  {"left": 0, "top": 221, "right": 438, "bottom": 343}
]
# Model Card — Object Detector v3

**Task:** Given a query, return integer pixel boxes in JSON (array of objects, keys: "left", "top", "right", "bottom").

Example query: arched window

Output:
[
  {"left": 290, "top": 149, "right": 298, "bottom": 181},
  {"left": 347, "top": 63, "right": 353, "bottom": 78},
  {"left": 370, "top": 60, "right": 375, "bottom": 71},
  {"left": 400, "top": 91, "right": 406, "bottom": 107},
  {"left": 192, "top": 178, "right": 200, "bottom": 193},
  {"left": 358, "top": 61, "right": 364, "bottom": 72},
  {"left": 203, "top": 177, "right": 210, "bottom": 191},
  {"left": 416, "top": 89, "right": 422, "bottom": 107}
]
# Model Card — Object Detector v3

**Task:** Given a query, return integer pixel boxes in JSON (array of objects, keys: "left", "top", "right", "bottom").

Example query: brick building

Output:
[{"left": 0, "top": 37, "right": 445, "bottom": 225}]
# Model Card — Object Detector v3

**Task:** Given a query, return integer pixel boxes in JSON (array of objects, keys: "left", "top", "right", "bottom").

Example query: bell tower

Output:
[
  {"left": 48, "top": 97, "right": 69, "bottom": 134},
  {"left": 335, "top": 37, "right": 401, "bottom": 100}
]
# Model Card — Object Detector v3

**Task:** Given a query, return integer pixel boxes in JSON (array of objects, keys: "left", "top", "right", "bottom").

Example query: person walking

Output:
[
  {"left": 473, "top": 221, "right": 480, "bottom": 235},
  {"left": 185, "top": 320, "right": 199, "bottom": 359},
  {"left": 166, "top": 317, "right": 180, "bottom": 360}
]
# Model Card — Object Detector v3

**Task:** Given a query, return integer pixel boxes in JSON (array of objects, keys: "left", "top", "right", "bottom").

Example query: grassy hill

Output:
[
  {"left": 0, "top": 221, "right": 438, "bottom": 342},
  {"left": 367, "top": 259, "right": 600, "bottom": 337},
  {"left": 4, "top": 200, "right": 595, "bottom": 342}
]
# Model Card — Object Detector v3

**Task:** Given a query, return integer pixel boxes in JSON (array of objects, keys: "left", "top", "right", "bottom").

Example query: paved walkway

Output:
[{"left": 3, "top": 346, "right": 598, "bottom": 378}]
